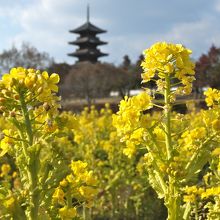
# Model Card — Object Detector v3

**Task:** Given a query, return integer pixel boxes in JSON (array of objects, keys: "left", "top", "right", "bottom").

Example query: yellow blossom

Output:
[
  {"left": 78, "top": 186, "right": 98, "bottom": 199},
  {"left": 52, "top": 187, "right": 65, "bottom": 204},
  {"left": 204, "top": 88, "right": 220, "bottom": 107},
  {"left": 183, "top": 194, "right": 196, "bottom": 203},
  {"left": 141, "top": 42, "right": 195, "bottom": 95},
  {"left": 60, "top": 179, "right": 68, "bottom": 187},
  {"left": 1, "top": 163, "right": 11, "bottom": 176},
  {"left": 83, "top": 171, "right": 98, "bottom": 186},
  {"left": 70, "top": 160, "right": 88, "bottom": 175},
  {"left": 123, "top": 141, "right": 136, "bottom": 158},
  {"left": 59, "top": 206, "right": 77, "bottom": 219},
  {"left": 0, "top": 67, "right": 60, "bottom": 116},
  {"left": 201, "top": 186, "right": 220, "bottom": 199},
  {"left": 212, "top": 148, "right": 220, "bottom": 156},
  {"left": 3, "top": 196, "right": 15, "bottom": 209}
]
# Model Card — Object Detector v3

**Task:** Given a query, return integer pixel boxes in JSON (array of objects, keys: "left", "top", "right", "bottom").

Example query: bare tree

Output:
[
  {"left": 0, "top": 42, "right": 54, "bottom": 73},
  {"left": 64, "top": 62, "right": 126, "bottom": 104}
]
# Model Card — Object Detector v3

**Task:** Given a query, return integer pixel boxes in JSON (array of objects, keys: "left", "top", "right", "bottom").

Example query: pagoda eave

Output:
[
  {"left": 69, "top": 29, "right": 106, "bottom": 34},
  {"left": 69, "top": 22, "right": 107, "bottom": 34},
  {"left": 68, "top": 51, "right": 108, "bottom": 58},
  {"left": 68, "top": 41, "right": 107, "bottom": 46},
  {"left": 67, "top": 53, "right": 79, "bottom": 57}
]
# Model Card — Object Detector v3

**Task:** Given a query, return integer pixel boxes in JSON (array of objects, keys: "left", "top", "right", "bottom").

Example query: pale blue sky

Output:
[{"left": 0, "top": 0, "right": 220, "bottom": 65}]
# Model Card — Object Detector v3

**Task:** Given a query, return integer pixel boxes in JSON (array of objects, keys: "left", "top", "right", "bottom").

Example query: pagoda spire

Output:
[
  {"left": 68, "top": 5, "right": 108, "bottom": 63},
  {"left": 87, "top": 4, "right": 90, "bottom": 22}
]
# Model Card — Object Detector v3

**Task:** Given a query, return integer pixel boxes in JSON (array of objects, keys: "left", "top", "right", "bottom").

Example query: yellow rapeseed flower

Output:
[
  {"left": 204, "top": 88, "right": 220, "bottom": 107},
  {"left": 1, "top": 163, "right": 11, "bottom": 176},
  {"left": 141, "top": 42, "right": 195, "bottom": 95},
  {"left": 59, "top": 206, "right": 77, "bottom": 219},
  {"left": 78, "top": 186, "right": 97, "bottom": 199},
  {"left": 0, "top": 67, "right": 60, "bottom": 111},
  {"left": 3, "top": 196, "right": 15, "bottom": 209},
  {"left": 70, "top": 160, "right": 88, "bottom": 175},
  {"left": 52, "top": 187, "right": 65, "bottom": 204}
]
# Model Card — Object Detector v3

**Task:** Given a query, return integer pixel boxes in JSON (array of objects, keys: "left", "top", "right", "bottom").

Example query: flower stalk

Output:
[
  {"left": 164, "top": 75, "right": 172, "bottom": 160},
  {"left": 19, "top": 91, "right": 39, "bottom": 220},
  {"left": 19, "top": 91, "right": 33, "bottom": 145},
  {"left": 164, "top": 75, "right": 180, "bottom": 220}
]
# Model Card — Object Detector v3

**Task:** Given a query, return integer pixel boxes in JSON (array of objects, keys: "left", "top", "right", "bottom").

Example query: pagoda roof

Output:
[
  {"left": 68, "top": 48, "right": 108, "bottom": 57},
  {"left": 69, "top": 36, "right": 107, "bottom": 45},
  {"left": 69, "top": 21, "right": 106, "bottom": 34}
]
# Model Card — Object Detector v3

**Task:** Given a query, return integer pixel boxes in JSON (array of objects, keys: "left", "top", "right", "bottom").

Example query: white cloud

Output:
[
  {"left": 0, "top": 0, "right": 220, "bottom": 65},
  {"left": 2, "top": 0, "right": 110, "bottom": 63},
  {"left": 1, "top": 1, "right": 81, "bottom": 62},
  {"left": 164, "top": 17, "right": 220, "bottom": 58},
  {"left": 104, "top": 15, "right": 220, "bottom": 64},
  {"left": 215, "top": 0, "right": 220, "bottom": 12}
]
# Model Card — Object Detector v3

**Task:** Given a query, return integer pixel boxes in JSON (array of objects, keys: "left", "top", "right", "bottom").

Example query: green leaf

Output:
[
  {"left": 183, "top": 202, "right": 192, "bottom": 220},
  {"left": 148, "top": 169, "right": 166, "bottom": 199}
]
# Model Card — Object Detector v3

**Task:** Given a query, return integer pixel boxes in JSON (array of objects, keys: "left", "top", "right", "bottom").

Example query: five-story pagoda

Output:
[{"left": 68, "top": 6, "right": 108, "bottom": 63}]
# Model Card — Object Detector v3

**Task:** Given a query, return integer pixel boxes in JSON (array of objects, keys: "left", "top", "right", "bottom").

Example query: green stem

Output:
[
  {"left": 83, "top": 205, "right": 87, "bottom": 220},
  {"left": 19, "top": 91, "right": 33, "bottom": 145},
  {"left": 194, "top": 200, "right": 199, "bottom": 220},
  {"left": 66, "top": 192, "right": 72, "bottom": 208},
  {"left": 166, "top": 182, "right": 181, "bottom": 220},
  {"left": 29, "top": 156, "right": 40, "bottom": 220},
  {"left": 164, "top": 76, "right": 172, "bottom": 160},
  {"left": 19, "top": 91, "right": 39, "bottom": 220},
  {"left": 111, "top": 189, "right": 117, "bottom": 219},
  {"left": 164, "top": 76, "right": 181, "bottom": 220}
]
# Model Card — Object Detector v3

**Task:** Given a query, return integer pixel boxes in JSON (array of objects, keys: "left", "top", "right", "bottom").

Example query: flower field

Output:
[{"left": 0, "top": 42, "right": 220, "bottom": 220}]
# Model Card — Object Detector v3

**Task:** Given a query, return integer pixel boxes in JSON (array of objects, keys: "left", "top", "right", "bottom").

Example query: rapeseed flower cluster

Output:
[
  {"left": 183, "top": 186, "right": 204, "bottom": 203},
  {"left": 112, "top": 92, "right": 152, "bottom": 157},
  {"left": 0, "top": 68, "right": 61, "bottom": 157},
  {"left": 141, "top": 42, "right": 195, "bottom": 96},
  {"left": 59, "top": 206, "right": 77, "bottom": 220},
  {"left": 183, "top": 183, "right": 220, "bottom": 213},
  {"left": 113, "top": 42, "right": 220, "bottom": 219},
  {"left": 1, "top": 67, "right": 59, "bottom": 99},
  {"left": 52, "top": 160, "right": 98, "bottom": 219},
  {"left": 0, "top": 67, "right": 60, "bottom": 118},
  {"left": 204, "top": 88, "right": 220, "bottom": 107}
]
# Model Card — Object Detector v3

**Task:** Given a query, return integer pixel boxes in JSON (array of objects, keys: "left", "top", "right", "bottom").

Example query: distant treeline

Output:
[{"left": 0, "top": 42, "right": 220, "bottom": 104}]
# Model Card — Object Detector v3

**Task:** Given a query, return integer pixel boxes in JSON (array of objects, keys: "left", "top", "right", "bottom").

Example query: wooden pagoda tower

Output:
[{"left": 68, "top": 6, "right": 108, "bottom": 63}]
